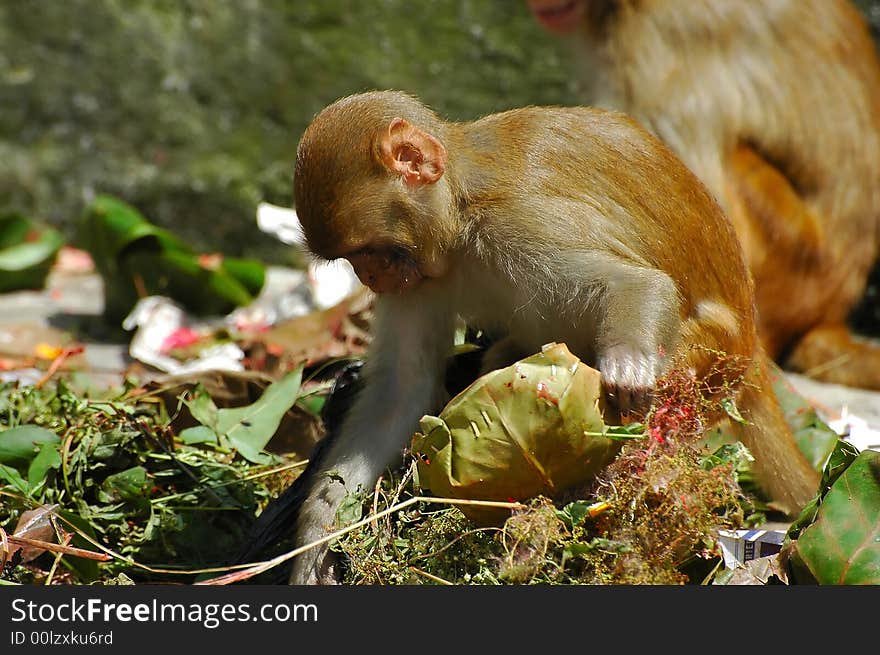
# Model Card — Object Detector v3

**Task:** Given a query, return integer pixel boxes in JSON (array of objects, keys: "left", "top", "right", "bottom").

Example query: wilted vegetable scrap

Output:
[
  {"left": 412, "top": 342, "right": 623, "bottom": 524},
  {"left": 77, "top": 195, "right": 265, "bottom": 322},
  {"left": 0, "top": 212, "right": 65, "bottom": 293}
]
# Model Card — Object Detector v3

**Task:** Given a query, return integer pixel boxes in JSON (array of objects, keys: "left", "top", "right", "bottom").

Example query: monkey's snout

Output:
[{"left": 348, "top": 248, "right": 422, "bottom": 294}]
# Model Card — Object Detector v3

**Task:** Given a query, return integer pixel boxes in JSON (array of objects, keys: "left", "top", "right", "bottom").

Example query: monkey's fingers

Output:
[{"left": 598, "top": 345, "right": 656, "bottom": 415}]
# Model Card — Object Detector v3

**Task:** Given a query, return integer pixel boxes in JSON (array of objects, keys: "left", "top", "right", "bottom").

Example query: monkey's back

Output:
[
  {"left": 461, "top": 105, "right": 755, "bottom": 324},
  {"left": 600, "top": 0, "right": 880, "bottom": 260}
]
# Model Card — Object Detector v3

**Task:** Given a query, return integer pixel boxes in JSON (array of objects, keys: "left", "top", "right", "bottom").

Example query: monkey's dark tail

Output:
[
  {"left": 229, "top": 361, "right": 365, "bottom": 583},
  {"left": 229, "top": 433, "right": 334, "bottom": 580}
]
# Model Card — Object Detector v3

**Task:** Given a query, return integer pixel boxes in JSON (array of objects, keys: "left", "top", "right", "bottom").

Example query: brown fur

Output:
[
  {"left": 289, "top": 91, "right": 819, "bottom": 583},
  {"left": 529, "top": 0, "right": 880, "bottom": 387}
]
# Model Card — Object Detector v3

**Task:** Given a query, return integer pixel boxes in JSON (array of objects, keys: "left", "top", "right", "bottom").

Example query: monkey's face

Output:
[
  {"left": 294, "top": 94, "right": 454, "bottom": 295},
  {"left": 526, "top": 0, "right": 585, "bottom": 33},
  {"left": 299, "top": 178, "right": 442, "bottom": 295}
]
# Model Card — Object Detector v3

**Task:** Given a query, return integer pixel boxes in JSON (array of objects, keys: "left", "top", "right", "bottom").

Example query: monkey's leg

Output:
[
  {"left": 289, "top": 294, "right": 455, "bottom": 585},
  {"left": 724, "top": 144, "right": 880, "bottom": 387},
  {"left": 785, "top": 324, "right": 880, "bottom": 389}
]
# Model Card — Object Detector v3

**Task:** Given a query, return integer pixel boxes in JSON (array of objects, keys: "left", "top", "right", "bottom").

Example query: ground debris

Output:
[{"left": 337, "top": 354, "right": 750, "bottom": 585}]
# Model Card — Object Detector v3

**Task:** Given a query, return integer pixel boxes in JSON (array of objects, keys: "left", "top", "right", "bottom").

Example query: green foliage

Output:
[
  {"left": 78, "top": 195, "right": 265, "bottom": 321},
  {"left": 337, "top": 432, "right": 749, "bottom": 585},
  {"left": 182, "top": 366, "right": 304, "bottom": 464},
  {"left": 770, "top": 368, "right": 839, "bottom": 472},
  {"left": 0, "top": 213, "right": 64, "bottom": 292},
  {"left": 0, "top": 380, "right": 296, "bottom": 584},
  {"left": 788, "top": 450, "right": 880, "bottom": 584},
  {"left": 0, "top": 425, "right": 61, "bottom": 468},
  {"left": 0, "top": 0, "right": 576, "bottom": 258}
]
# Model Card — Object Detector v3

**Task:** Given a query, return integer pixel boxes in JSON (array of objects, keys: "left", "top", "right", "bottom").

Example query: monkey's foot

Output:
[{"left": 786, "top": 324, "right": 880, "bottom": 390}]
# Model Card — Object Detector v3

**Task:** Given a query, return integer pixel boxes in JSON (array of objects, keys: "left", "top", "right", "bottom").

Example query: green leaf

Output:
[
  {"left": 123, "top": 249, "right": 262, "bottom": 315},
  {"left": 336, "top": 489, "right": 364, "bottom": 525},
  {"left": 99, "top": 466, "right": 150, "bottom": 502},
  {"left": 770, "top": 365, "right": 838, "bottom": 471},
  {"left": 556, "top": 500, "right": 594, "bottom": 529},
  {"left": 0, "top": 462, "right": 30, "bottom": 494},
  {"left": 564, "top": 538, "right": 630, "bottom": 561},
  {"left": 183, "top": 385, "right": 220, "bottom": 430},
  {"left": 601, "top": 422, "right": 645, "bottom": 440},
  {"left": 0, "top": 425, "right": 61, "bottom": 467},
  {"left": 0, "top": 213, "right": 65, "bottom": 292},
  {"left": 789, "top": 450, "right": 880, "bottom": 584},
  {"left": 793, "top": 426, "right": 840, "bottom": 473},
  {"left": 820, "top": 439, "right": 861, "bottom": 490},
  {"left": 412, "top": 343, "right": 623, "bottom": 524},
  {"left": 701, "top": 442, "right": 754, "bottom": 472},
  {"left": 179, "top": 425, "right": 219, "bottom": 445},
  {"left": 212, "top": 367, "right": 304, "bottom": 464},
  {"left": 79, "top": 195, "right": 186, "bottom": 258},
  {"left": 296, "top": 393, "right": 327, "bottom": 418},
  {"left": 27, "top": 441, "right": 62, "bottom": 489},
  {"left": 220, "top": 256, "right": 267, "bottom": 297},
  {"left": 786, "top": 439, "right": 861, "bottom": 542},
  {"left": 721, "top": 398, "right": 746, "bottom": 424},
  {"left": 77, "top": 195, "right": 264, "bottom": 321},
  {"left": 56, "top": 510, "right": 100, "bottom": 583}
]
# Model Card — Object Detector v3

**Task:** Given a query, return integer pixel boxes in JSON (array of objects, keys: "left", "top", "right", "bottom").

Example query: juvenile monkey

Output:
[
  {"left": 526, "top": 0, "right": 880, "bottom": 388},
  {"left": 288, "top": 90, "right": 819, "bottom": 585}
]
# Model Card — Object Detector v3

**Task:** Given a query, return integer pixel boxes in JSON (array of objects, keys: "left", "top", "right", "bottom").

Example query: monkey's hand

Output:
[{"left": 598, "top": 344, "right": 658, "bottom": 415}]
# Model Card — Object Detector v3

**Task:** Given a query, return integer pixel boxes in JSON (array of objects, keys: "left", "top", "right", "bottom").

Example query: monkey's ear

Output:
[{"left": 378, "top": 118, "right": 447, "bottom": 186}]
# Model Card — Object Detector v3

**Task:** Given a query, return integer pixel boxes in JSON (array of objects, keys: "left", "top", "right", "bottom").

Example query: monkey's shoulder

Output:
[
  {"left": 471, "top": 105, "right": 669, "bottom": 160},
  {"left": 480, "top": 103, "right": 639, "bottom": 131}
]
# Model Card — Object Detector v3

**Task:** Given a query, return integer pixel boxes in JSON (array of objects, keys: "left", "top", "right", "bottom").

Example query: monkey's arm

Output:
[
  {"left": 568, "top": 251, "right": 681, "bottom": 412},
  {"left": 290, "top": 291, "right": 456, "bottom": 585}
]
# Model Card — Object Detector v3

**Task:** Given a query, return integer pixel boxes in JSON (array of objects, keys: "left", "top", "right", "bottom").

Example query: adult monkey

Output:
[{"left": 526, "top": 0, "right": 880, "bottom": 387}]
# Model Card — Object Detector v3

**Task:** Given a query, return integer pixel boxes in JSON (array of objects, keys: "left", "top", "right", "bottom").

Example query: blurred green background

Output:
[
  {"left": 1, "top": 0, "right": 879, "bottom": 266},
  {"left": 0, "top": 0, "right": 579, "bottom": 262}
]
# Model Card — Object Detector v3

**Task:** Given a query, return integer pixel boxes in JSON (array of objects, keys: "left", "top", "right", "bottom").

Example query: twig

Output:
[
  {"left": 5, "top": 535, "right": 112, "bottom": 562},
  {"left": 371, "top": 475, "right": 383, "bottom": 534},
  {"left": 45, "top": 552, "right": 64, "bottom": 585},
  {"left": 0, "top": 527, "right": 8, "bottom": 570},
  {"left": 54, "top": 515, "right": 257, "bottom": 576},
  {"left": 803, "top": 353, "right": 852, "bottom": 379},
  {"left": 59, "top": 426, "right": 77, "bottom": 501},
  {"left": 35, "top": 346, "right": 85, "bottom": 389},
  {"left": 409, "top": 566, "right": 453, "bottom": 585},
  {"left": 195, "top": 496, "right": 526, "bottom": 585},
  {"left": 236, "top": 459, "right": 309, "bottom": 482},
  {"left": 55, "top": 496, "right": 524, "bottom": 582},
  {"left": 389, "top": 463, "right": 415, "bottom": 510}
]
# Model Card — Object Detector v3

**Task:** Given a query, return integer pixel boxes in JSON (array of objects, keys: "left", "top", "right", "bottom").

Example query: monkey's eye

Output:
[{"left": 357, "top": 244, "right": 414, "bottom": 268}]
